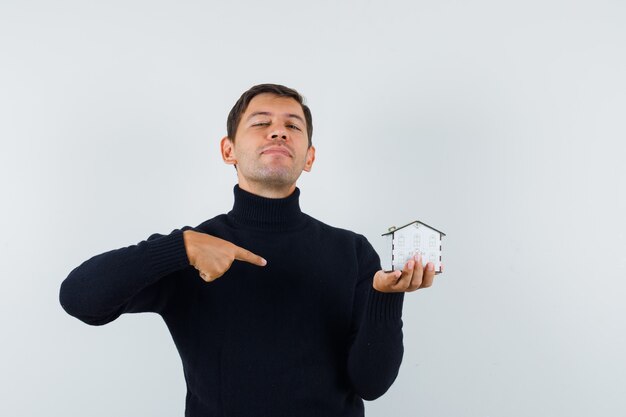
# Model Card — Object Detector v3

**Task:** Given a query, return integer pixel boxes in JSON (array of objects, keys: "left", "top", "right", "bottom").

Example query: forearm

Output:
[
  {"left": 347, "top": 288, "right": 405, "bottom": 401},
  {"left": 59, "top": 228, "right": 191, "bottom": 325}
]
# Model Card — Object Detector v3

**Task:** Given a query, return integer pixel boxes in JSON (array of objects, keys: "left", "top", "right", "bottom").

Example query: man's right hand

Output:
[{"left": 183, "top": 230, "right": 267, "bottom": 282}]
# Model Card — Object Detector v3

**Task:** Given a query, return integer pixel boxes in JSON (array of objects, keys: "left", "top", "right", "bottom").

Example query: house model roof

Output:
[
  {"left": 380, "top": 220, "right": 446, "bottom": 273},
  {"left": 381, "top": 220, "right": 446, "bottom": 236}
]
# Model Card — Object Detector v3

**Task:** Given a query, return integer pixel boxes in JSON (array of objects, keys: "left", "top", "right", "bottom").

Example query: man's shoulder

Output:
[
  {"left": 193, "top": 213, "right": 230, "bottom": 233},
  {"left": 303, "top": 213, "right": 369, "bottom": 245},
  {"left": 304, "top": 214, "right": 379, "bottom": 267}
]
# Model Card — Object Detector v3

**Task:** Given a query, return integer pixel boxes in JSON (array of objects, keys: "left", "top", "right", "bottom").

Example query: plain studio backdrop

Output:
[{"left": 1, "top": 1, "right": 625, "bottom": 416}]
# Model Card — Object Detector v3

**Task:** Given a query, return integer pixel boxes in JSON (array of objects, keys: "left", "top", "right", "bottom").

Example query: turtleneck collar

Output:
[{"left": 227, "top": 184, "right": 307, "bottom": 231}]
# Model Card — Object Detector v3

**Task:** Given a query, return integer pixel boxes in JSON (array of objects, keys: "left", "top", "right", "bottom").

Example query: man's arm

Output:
[
  {"left": 59, "top": 228, "right": 267, "bottom": 326},
  {"left": 59, "top": 228, "right": 193, "bottom": 325},
  {"left": 346, "top": 235, "right": 439, "bottom": 401}
]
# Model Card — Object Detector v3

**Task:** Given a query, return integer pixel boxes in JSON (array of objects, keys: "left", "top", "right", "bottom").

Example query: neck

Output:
[
  {"left": 237, "top": 180, "right": 296, "bottom": 199},
  {"left": 228, "top": 184, "right": 306, "bottom": 231}
]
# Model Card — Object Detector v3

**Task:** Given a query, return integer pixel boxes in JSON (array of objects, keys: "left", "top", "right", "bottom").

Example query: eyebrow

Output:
[{"left": 246, "top": 111, "right": 306, "bottom": 125}]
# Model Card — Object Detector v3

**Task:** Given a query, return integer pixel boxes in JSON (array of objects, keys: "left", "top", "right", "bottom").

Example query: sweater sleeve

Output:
[
  {"left": 59, "top": 226, "right": 194, "bottom": 326},
  {"left": 346, "top": 234, "right": 405, "bottom": 401}
]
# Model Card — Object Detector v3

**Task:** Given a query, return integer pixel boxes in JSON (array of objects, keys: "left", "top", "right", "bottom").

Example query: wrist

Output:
[{"left": 182, "top": 230, "right": 198, "bottom": 265}]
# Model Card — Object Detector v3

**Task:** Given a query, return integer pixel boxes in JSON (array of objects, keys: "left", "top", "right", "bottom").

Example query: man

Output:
[{"left": 59, "top": 84, "right": 440, "bottom": 416}]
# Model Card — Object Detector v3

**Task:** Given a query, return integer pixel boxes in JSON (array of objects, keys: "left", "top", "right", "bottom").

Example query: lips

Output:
[{"left": 261, "top": 146, "right": 292, "bottom": 157}]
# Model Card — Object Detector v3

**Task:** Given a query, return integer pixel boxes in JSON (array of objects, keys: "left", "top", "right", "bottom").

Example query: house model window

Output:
[{"left": 382, "top": 221, "right": 446, "bottom": 273}]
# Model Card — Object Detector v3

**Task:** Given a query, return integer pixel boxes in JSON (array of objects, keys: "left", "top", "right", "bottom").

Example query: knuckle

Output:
[{"left": 206, "top": 272, "right": 223, "bottom": 282}]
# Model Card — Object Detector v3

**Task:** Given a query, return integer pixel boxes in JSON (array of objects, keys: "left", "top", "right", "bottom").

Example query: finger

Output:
[
  {"left": 373, "top": 269, "right": 402, "bottom": 292},
  {"left": 392, "top": 259, "right": 415, "bottom": 291},
  {"left": 407, "top": 254, "right": 424, "bottom": 291},
  {"left": 420, "top": 262, "right": 436, "bottom": 288},
  {"left": 233, "top": 245, "right": 267, "bottom": 266}
]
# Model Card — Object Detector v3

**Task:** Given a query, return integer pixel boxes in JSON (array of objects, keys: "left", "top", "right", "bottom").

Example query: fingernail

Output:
[
  {"left": 417, "top": 253, "right": 422, "bottom": 264},
  {"left": 428, "top": 263, "right": 434, "bottom": 271},
  {"left": 395, "top": 270, "right": 402, "bottom": 278},
  {"left": 408, "top": 260, "right": 415, "bottom": 269},
  {"left": 261, "top": 258, "right": 267, "bottom": 266}
]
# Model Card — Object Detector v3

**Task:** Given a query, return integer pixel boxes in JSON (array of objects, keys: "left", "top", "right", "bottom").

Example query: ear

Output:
[
  {"left": 303, "top": 146, "right": 316, "bottom": 172},
  {"left": 220, "top": 136, "right": 237, "bottom": 165}
]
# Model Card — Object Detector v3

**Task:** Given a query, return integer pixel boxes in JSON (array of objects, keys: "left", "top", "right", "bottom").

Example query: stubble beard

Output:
[{"left": 240, "top": 157, "right": 302, "bottom": 189}]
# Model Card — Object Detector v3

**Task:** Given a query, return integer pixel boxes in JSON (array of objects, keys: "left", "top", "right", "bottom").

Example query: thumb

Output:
[
  {"left": 377, "top": 269, "right": 402, "bottom": 280},
  {"left": 374, "top": 269, "right": 402, "bottom": 288}
]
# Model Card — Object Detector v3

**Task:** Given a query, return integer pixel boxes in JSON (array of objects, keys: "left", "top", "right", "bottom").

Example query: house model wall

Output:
[{"left": 382, "top": 221, "right": 445, "bottom": 273}]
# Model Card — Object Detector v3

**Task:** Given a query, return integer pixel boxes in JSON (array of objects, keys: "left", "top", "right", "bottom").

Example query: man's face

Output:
[{"left": 221, "top": 93, "right": 315, "bottom": 194}]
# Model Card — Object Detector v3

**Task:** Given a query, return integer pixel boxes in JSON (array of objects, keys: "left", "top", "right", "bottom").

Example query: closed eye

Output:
[{"left": 287, "top": 124, "right": 301, "bottom": 131}]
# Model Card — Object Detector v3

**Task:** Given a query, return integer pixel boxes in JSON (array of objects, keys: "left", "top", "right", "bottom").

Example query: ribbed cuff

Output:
[
  {"left": 365, "top": 288, "right": 405, "bottom": 322},
  {"left": 146, "top": 229, "right": 191, "bottom": 278}
]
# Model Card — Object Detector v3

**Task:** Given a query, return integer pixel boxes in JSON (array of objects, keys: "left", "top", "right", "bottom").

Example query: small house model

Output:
[{"left": 382, "top": 221, "right": 446, "bottom": 273}]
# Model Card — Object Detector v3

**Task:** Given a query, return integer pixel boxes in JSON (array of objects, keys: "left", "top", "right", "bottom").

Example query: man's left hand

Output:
[{"left": 373, "top": 254, "right": 442, "bottom": 293}]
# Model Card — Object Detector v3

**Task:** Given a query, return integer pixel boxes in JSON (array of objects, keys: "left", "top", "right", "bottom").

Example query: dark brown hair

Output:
[{"left": 227, "top": 83, "right": 313, "bottom": 147}]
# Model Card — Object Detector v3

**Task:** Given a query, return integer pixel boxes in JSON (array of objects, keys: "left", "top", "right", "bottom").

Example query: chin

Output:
[
  {"left": 253, "top": 169, "right": 299, "bottom": 187},
  {"left": 241, "top": 161, "right": 303, "bottom": 184}
]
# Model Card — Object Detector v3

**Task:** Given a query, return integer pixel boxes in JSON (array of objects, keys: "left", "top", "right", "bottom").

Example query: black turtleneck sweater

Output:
[{"left": 59, "top": 185, "right": 404, "bottom": 417}]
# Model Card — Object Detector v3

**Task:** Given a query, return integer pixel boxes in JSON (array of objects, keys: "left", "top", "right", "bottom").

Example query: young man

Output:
[{"left": 60, "top": 84, "right": 439, "bottom": 416}]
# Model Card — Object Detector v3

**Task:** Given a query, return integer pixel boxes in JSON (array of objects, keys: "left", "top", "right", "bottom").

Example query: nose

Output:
[{"left": 268, "top": 130, "right": 288, "bottom": 141}]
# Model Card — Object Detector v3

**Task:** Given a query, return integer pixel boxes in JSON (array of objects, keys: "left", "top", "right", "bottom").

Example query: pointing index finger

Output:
[{"left": 233, "top": 245, "right": 267, "bottom": 267}]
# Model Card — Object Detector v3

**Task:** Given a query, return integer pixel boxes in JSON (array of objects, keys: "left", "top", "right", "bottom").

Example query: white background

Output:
[{"left": 1, "top": 1, "right": 625, "bottom": 416}]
